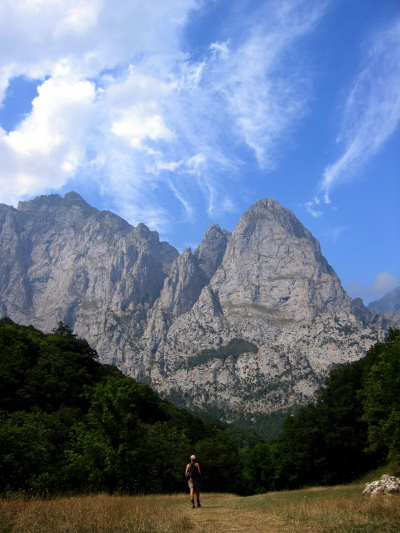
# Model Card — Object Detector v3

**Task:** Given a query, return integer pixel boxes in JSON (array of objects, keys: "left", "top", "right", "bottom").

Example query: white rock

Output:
[{"left": 363, "top": 475, "right": 400, "bottom": 496}]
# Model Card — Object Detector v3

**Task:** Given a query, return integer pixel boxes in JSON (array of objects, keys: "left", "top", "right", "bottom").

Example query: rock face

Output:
[
  {"left": 0, "top": 193, "right": 390, "bottom": 423},
  {"left": 0, "top": 192, "right": 179, "bottom": 366}
]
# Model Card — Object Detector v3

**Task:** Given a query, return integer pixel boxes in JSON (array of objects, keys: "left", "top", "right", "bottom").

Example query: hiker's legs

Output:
[
  {"left": 195, "top": 485, "right": 201, "bottom": 506},
  {"left": 189, "top": 482, "right": 195, "bottom": 507}
]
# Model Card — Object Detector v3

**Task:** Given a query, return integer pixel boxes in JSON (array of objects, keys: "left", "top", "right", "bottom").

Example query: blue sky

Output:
[{"left": 0, "top": 0, "right": 399, "bottom": 304}]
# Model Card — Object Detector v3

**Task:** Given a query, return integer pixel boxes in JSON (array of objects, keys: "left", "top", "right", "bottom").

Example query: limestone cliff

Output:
[
  {"left": 0, "top": 193, "right": 389, "bottom": 424},
  {"left": 0, "top": 192, "right": 179, "bottom": 366}
]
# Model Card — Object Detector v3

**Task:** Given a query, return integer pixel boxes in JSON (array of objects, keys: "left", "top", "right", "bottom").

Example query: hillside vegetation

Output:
[{"left": 0, "top": 318, "right": 399, "bottom": 496}]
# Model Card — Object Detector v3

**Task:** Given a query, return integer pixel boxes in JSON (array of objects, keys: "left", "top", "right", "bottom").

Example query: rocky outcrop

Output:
[
  {"left": 363, "top": 475, "right": 400, "bottom": 496},
  {"left": 0, "top": 193, "right": 390, "bottom": 424}
]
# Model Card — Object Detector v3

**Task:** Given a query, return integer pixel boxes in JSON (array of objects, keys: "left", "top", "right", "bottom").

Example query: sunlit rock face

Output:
[
  {"left": 209, "top": 198, "right": 349, "bottom": 321},
  {"left": 0, "top": 192, "right": 179, "bottom": 366},
  {"left": 0, "top": 193, "right": 390, "bottom": 423}
]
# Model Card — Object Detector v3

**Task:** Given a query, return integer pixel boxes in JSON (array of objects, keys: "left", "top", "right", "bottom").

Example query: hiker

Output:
[{"left": 185, "top": 455, "right": 201, "bottom": 508}]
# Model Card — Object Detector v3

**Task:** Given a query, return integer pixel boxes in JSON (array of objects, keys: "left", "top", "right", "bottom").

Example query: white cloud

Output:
[
  {"left": 211, "top": 0, "right": 328, "bottom": 169},
  {"left": 0, "top": 63, "right": 98, "bottom": 203},
  {"left": 304, "top": 198, "right": 322, "bottom": 218},
  {"left": 210, "top": 41, "right": 231, "bottom": 61},
  {"left": 330, "top": 226, "right": 348, "bottom": 243},
  {"left": 112, "top": 110, "right": 175, "bottom": 148},
  {"left": 345, "top": 272, "right": 400, "bottom": 302},
  {"left": 0, "top": 0, "right": 199, "bottom": 209},
  {"left": 0, "top": 0, "right": 198, "bottom": 83},
  {"left": 0, "top": 0, "right": 329, "bottom": 233},
  {"left": 320, "top": 18, "right": 400, "bottom": 201}
]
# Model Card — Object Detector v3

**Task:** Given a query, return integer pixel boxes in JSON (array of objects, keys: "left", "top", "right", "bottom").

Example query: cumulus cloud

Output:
[
  {"left": 0, "top": 0, "right": 328, "bottom": 233},
  {"left": 345, "top": 272, "right": 400, "bottom": 302},
  {"left": 0, "top": 62, "right": 98, "bottom": 203},
  {"left": 320, "top": 18, "right": 400, "bottom": 202}
]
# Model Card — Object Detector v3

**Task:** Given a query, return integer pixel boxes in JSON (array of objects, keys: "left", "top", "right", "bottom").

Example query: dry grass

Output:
[
  {"left": 1, "top": 485, "right": 399, "bottom": 533},
  {"left": 250, "top": 484, "right": 400, "bottom": 533},
  {"left": 0, "top": 494, "right": 191, "bottom": 533}
]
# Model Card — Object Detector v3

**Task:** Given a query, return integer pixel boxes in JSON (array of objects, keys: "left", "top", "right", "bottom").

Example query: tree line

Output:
[
  {"left": 0, "top": 318, "right": 399, "bottom": 495},
  {"left": 244, "top": 327, "right": 400, "bottom": 492}
]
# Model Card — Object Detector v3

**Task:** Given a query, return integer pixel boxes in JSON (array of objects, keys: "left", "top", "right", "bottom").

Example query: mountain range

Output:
[{"left": 0, "top": 192, "right": 395, "bottom": 429}]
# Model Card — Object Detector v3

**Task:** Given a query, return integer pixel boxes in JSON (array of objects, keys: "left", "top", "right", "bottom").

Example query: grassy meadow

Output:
[{"left": 1, "top": 483, "right": 399, "bottom": 533}]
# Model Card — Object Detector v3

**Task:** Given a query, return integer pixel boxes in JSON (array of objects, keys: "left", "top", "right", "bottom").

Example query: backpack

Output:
[{"left": 187, "top": 462, "right": 199, "bottom": 479}]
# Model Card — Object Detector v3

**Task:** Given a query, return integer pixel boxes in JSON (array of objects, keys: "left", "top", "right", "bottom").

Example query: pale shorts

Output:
[{"left": 188, "top": 478, "right": 201, "bottom": 490}]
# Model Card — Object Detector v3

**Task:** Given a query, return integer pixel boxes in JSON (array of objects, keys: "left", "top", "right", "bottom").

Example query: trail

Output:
[{"left": 178, "top": 493, "right": 306, "bottom": 533}]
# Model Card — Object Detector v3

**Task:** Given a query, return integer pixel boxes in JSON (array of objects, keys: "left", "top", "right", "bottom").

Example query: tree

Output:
[
  {"left": 0, "top": 319, "right": 246, "bottom": 495},
  {"left": 0, "top": 410, "right": 65, "bottom": 493},
  {"left": 271, "top": 356, "right": 379, "bottom": 489},
  {"left": 64, "top": 376, "right": 144, "bottom": 493},
  {"left": 52, "top": 321, "right": 77, "bottom": 337},
  {"left": 243, "top": 440, "right": 279, "bottom": 493},
  {"left": 142, "top": 421, "right": 190, "bottom": 493},
  {"left": 194, "top": 432, "right": 245, "bottom": 493},
  {"left": 361, "top": 328, "right": 400, "bottom": 463}
]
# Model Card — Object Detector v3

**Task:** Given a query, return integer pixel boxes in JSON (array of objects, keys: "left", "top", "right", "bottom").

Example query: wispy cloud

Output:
[
  {"left": 304, "top": 197, "right": 323, "bottom": 218},
  {"left": 320, "top": 18, "right": 400, "bottom": 202},
  {"left": 0, "top": 0, "right": 328, "bottom": 235},
  {"left": 213, "top": 0, "right": 328, "bottom": 169},
  {"left": 345, "top": 272, "right": 400, "bottom": 303}
]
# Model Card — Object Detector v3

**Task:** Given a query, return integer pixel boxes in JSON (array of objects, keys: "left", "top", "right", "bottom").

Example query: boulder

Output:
[{"left": 363, "top": 474, "right": 400, "bottom": 496}]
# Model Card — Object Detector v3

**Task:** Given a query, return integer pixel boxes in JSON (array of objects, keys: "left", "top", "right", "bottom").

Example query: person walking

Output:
[{"left": 185, "top": 455, "right": 201, "bottom": 508}]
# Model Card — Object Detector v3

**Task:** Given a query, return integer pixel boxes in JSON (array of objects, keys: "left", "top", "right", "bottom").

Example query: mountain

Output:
[
  {"left": 0, "top": 192, "right": 391, "bottom": 427},
  {"left": 0, "top": 192, "right": 178, "bottom": 366},
  {"left": 368, "top": 286, "right": 400, "bottom": 314}
]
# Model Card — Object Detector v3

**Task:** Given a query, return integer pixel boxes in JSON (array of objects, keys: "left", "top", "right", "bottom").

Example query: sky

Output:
[{"left": 0, "top": 0, "right": 399, "bottom": 305}]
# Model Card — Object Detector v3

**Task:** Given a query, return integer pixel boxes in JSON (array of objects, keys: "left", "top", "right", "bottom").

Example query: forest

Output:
[{"left": 0, "top": 318, "right": 399, "bottom": 496}]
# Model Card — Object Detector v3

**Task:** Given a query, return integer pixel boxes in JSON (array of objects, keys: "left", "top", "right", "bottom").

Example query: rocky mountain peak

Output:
[
  {"left": 18, "top": 191, "right": 96, "bottom": 214},
  {"left": 209, "top": 198, "right": 347, "bottom": 322},
  {"left": 194, "top": 224, "right": 230, "bottom": 282},
  {"left": 0, "top": 192, "right": 391, "bottom": 430}
]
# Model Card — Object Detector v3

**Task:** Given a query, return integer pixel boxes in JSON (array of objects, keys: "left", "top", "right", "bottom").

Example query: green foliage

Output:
[
  {"left": 194, "top": 432, "right": 246, "bottom": 493},
  {"left": 178, "top": 338, "right": 258, "bottom": 370},
  {"left": 261, "top": 359, "right": 380, "bottom": 490},
  {"left": 243, "top": 440, "right": 279, "bottom": 493},
  {"left": 52, "top": 321, "right": 77, "bottom": 337},
  {"left": 361, "top": 328, "right": 400, "bottom": 462},
  {"left": 0, "top": 319, "right": 99, "bottom": 413},
  {"left": 0, "top": 409, "right": 69, "bottom": 493},
  {"left": 223, "top": 424, "right": 265, "bottom": 453},
  {"left": 2, "top": 317, "right": 399, "bottom": 496},
  {"left": 245, "top": 330, "right": 400, "bottom": 492},
  {"left": 63, "top": 377, "right": 145, "bottom": 494},
  {"left": 143, "top": 422, "right": 191, "bottom": 493},
  {"left": 0, "top": 319, "right": 245, "bottom": 495},
  {"left": 232, "top": 408, "right": 298, "bottom": 440}
]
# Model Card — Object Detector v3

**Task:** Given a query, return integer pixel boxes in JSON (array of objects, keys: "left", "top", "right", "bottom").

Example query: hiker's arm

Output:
[{"left": 196, "top": 463, "right": 201, "bottom": 475}]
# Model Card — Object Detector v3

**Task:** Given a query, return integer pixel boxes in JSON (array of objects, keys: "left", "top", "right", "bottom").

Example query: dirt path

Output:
[{"left": 178, "top": 493, "right": 305, "bottom": 533}]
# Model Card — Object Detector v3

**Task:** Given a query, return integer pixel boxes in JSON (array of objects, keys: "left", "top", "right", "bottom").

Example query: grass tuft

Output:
[
  {"left": 270, "top": 485, "right": 400, "bottom": 533},
  {"left": 0, "top": 494, "right": 191, "bottom": 533}
]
